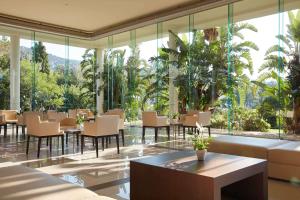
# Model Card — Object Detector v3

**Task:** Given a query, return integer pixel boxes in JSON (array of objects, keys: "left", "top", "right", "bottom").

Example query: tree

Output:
[
  {"left": 145, "top": 22, "right": 258, "bottom": 113},
  {"left": 32, "top": 41, "right": 50, "bottom": 74},
  {"left": 80, "top": 49, "right": 98, "bottom": 111},
  {"left": 256, "top": 10, "right": 300, "bottom": 132}
]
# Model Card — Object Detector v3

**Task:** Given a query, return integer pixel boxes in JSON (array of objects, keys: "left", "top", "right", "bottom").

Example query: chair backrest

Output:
[
  {"left": 47, "top": 111, "right": 57, "bottom": 121},
  {"left": 26, "top": 115, "right": 41, "bottom": 135},
  {"left": 60, "top": 118, "right": 76, "bottom": 126},
  {"left": 47, "top": 111, "right": 67, "bottom": 122},
  {"left": 68, "top": 109, "right": 77, "bottom": 118},
  {"left": 0, "top": 110, "right": 17, "bottom": 120},
  {"left": 106, "top": 109, "right": 125, "bottom": 119},
  {"left": 198, "top": 111, "right": 212, "bottom": 126},
  {"left": 187, "top": 110, "right": 199, "bottom": 116},
  {"left": 96, "top": 115, "right": 120, "bottom": 136},
  {"left": 23, "top": 112, "right": 43, "bottom": 125},
  {"left": 286, "top": 111, "right": 294, "bottom": 118},
  {"left": 142, "top": 111, "right": 157, "bottom": 126}
]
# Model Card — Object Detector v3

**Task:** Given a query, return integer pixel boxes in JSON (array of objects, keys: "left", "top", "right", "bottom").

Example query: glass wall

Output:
[
  {"left": 0, "top": 33, "right": 10, "bottom": 109},
  {"left": 0, "top": 0, "right": 299, "bottom": 140}
]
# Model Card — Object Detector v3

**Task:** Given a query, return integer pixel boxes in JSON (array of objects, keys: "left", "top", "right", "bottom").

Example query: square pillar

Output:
[
  {"left": 168, "top": 32, "right": 178, "bottom": 116},
  {"left": 10, "top": 35, "right": 20, "bottom": 111},
  {"left": 96, "top": 48, "right": 104, "bottom": 114}
]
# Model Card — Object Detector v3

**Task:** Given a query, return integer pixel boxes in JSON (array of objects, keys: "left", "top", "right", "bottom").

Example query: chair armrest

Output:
[
  {"left": 156, "top": 116, "right": 168, "bottom": 126},
  {"left": 39, "top": 122, "right": 61, "bottom": 135},
  {"left": 17, "top": 115, "right": 24, "bottom": 124},
  {"left": 183, "top": 115, "right": 198, "bottom": 126},
  {"left": 0, "top": 115, "right": 5, "bottom": 124},
  {"left": 83, "top": 121, "right": 97, "bottom": 135}
]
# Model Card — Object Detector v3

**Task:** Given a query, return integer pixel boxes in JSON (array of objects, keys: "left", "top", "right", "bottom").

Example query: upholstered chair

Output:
[
  {"left": 82, "top": 115, "right": 120, "bottom": 157},
  {"left": 0, "top": 110, "right": 18, "bottom": 132},
  {"left": 0, "top": 114, "right": 7, "bottom": 137},
  {"left": 104, "top": 109, "right": 125, "bottom": 146},
  {"left": 182, "top": 111, "right": 212, "bottom": 139},
  {"left": 26, "top": 115, "right": 64, "bottom": 158},
  {"left": 142, "top": 111, "right": 170, "bottom": 142}
]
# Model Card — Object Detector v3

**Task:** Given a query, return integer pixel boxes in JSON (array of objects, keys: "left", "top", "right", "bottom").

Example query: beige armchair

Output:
[
  {"left": 142, "top": 111, "right": 170, "bottom": 142},
  {"left": 0, "top": 110, "right": 18, "bottom": 133},
  {"left": 82, "top": 115, "right": 120, "bottom": 157},
  {"left": 16, "top": 112, "right": 45, "bottom": 137},
  {"left": 26, "top": 115, "right": 64, "bottom": 158},
  {"left": 182, "top": 111, "right": 212, "bottom": 139},
  {"left": 104, "top": 108, "right": 125, "bottom": 146},
  {"left": 0, "top": 114, "right": 7, "bottom": 137}
]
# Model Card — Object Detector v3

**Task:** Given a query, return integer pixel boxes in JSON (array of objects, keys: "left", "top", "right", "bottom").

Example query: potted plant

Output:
[
  {"left": 76, "top": 114, "right": 85, "bottom": 129},
  {"left": 188, "top": 123, "right": 212, "bottom": 161},
  {"left": 170, "top": 112, "right": 179, "bottom": 123}
]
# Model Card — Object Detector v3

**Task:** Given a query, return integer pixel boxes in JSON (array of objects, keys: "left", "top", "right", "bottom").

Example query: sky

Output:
[{"left": 18, "top": 11, "right": 291, "bottom": 79}]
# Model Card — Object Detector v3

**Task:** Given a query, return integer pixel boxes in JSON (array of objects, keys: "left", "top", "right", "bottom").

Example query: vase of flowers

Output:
[
  {"left": 76, "top": 114, "right": 85, "bottom": 129},
  {"left": 170, "top": 112, "right": 179, "bottom": 123},
  {"left": 188, "top": 123, "right": 212, "bottom": 161}
]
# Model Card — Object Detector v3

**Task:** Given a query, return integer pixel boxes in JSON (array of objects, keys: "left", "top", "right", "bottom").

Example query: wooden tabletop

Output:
[{"left": 132, "top": 151, "right": 267, "bottom": 178}]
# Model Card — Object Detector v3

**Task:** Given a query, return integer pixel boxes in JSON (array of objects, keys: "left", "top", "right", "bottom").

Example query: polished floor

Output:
[{"left": 0, "top": 125, "right": 299, "bottom": 200}]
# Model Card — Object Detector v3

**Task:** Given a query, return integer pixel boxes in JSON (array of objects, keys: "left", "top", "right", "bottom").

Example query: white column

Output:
[
  {"left": 10, "top": 35, "right": 20, "bottom": 111},
  {"left": 168, "top": 32, "right": 178, "bottom": 116},
  {"left": 96, "top": 48, "right": 104, "bottom": 114}
]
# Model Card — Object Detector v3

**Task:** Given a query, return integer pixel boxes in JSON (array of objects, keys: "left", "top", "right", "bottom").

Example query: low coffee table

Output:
[
  {"left": 64, "top": 128, "right": 81, "bottom": 146},
  {"left": 130, "top": 151, "right": 267, "bottom": 200}
]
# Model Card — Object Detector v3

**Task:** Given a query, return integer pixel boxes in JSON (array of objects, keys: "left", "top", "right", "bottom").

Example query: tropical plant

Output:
[
  {"left": 188, "top": 124, "right": 212, "bottom": 150},
  {"left": 31, "top": 41, "right": 50, "bottom": 74},
  {"left": 80, "top": 49, "right": 99, "bottom": 111},
  {"left": 254, "top": 10, "right": 300, "bottom": 131}
]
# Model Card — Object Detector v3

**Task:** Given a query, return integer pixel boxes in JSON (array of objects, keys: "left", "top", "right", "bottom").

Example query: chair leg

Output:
[
  {"left": 46, "top": 137, "right": 49, "bottom": 146},
  {"left": 167, "top": 126, "right": 170, "bottom": 140},
  {"left": 81, "top": 135, "right": 84, "bottom": 154},
  {"left": 22, "top": 126, "right": 25, "bottom": 136},
  {"left": 116, "top": 134, "right": 120, "bottom": 154},
  {"left": 155, "top": 127, "right": 158, "bottom": 142},
  {"left": 95, "top": 137, "right": 99, "bottom": 158},
  {"left": 109, "top": 136, "right": 111, "bottom": 144},
  {"left": 0, "top": 126, "right": 1, "bottom": 134},
  {"left": 61, "top": 135, "right": 64, "bottom": 155},
  {"left": 183, "top": 126, "right": 186, "bottom": 140},
  {"left": 66, "top": 133, "right": 68, "bottom": 146},
  {"left": 76, "top": 133, "right": 79, "bottom": 146},
  {"left": 49, "top": 137, "right": 52, "bottom": 154},
  {"left": 16, "top": 125, "right": 19, "bottom": 138},
  {"left": 208, "top": 126, "right": 211, "bottom": 137},
  {"left": 26, "top": 135, "right": 30, "bottom": 155},
  {"left": 37, "top": 137, "right": 42, "bottom": 158},
  {"left": 102, "top": 137, "right": 105, "bottom": 151},
  {"left": 142, "top": 126, "right": 145, "bottom": 141},
  {"left": 106, "top": 137, "right": 108, "bottom": 148},
  {"left": 120, "top": 129, "right": 125, "bottom": 146},
  {"left": 4, "top": 125, "right": 7, "bottom": 138}
]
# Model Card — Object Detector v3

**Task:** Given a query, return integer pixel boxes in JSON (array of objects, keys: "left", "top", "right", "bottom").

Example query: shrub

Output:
[{"left": 239, "top": 109, "right": 271, "bottom": 132}]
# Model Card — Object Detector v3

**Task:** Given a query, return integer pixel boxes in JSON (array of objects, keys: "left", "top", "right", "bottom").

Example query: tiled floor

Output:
[{"left": 0, "top": 124, "right": 299, "bottom": 200}]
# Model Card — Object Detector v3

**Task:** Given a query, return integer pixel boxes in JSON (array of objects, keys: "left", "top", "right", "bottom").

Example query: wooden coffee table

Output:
[{"left": 130, "top": 151, "right": 267, "bottom": 200}]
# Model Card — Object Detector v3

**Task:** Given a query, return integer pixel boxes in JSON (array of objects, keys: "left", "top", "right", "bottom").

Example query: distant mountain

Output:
[{"left": 20, "top": 46, "right": 81, "bottom": 70}]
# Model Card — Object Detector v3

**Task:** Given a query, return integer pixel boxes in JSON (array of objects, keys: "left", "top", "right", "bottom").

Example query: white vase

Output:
[{"left": 196, "top": 149, "right": 207, "bottom": 161}]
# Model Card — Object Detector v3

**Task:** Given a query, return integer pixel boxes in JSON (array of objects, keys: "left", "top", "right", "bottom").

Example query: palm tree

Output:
[
  {"left": 80, "top": 49, "right": 98, "bottom": 111},
  {"left": 256, "top": 10, "right": 300, "bottom": 132}
]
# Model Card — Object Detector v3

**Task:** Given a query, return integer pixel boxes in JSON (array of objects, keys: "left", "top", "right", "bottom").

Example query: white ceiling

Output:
[{"left": 0, "top": 0, "right": 196, "bottom": 32}]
